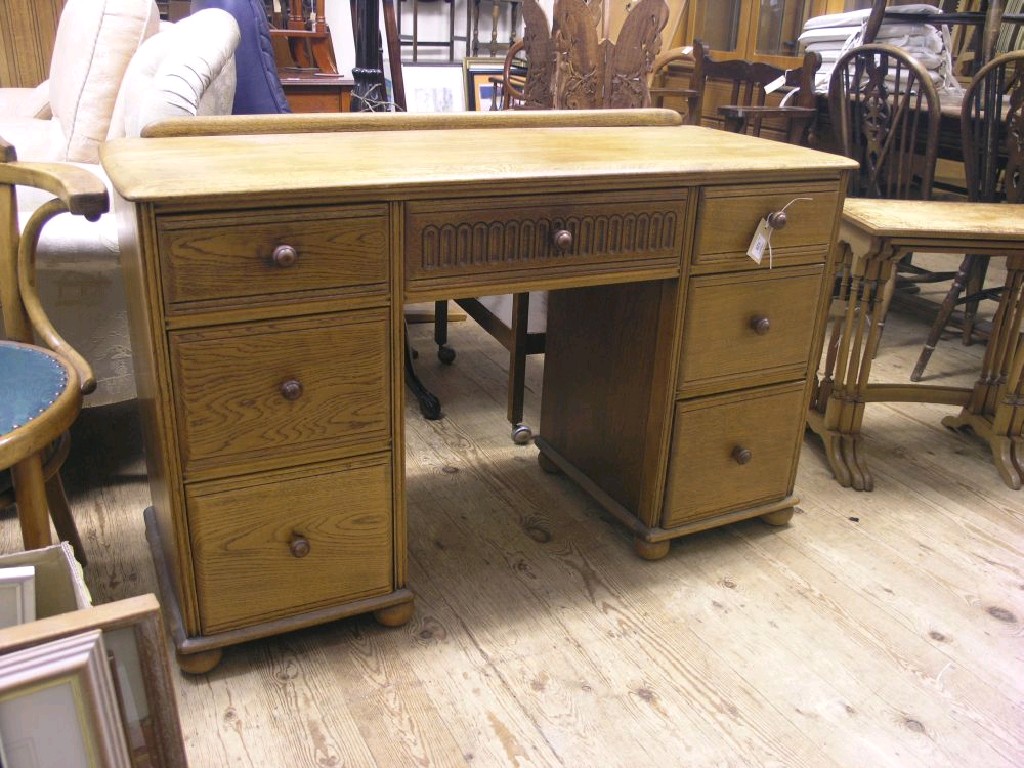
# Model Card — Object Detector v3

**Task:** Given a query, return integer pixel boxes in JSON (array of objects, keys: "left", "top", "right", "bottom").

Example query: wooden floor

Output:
[{"left": 2, "top": 300, "right": 1022, "bottom": 767}]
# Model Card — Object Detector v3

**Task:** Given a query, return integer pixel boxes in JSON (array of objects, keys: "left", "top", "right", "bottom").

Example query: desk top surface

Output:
[
  {"left": 843, "top": 198, "right": 1024, "bottom": 242},
  {"left": 101, "top": 124, "right": 856, "bottom": 204}
]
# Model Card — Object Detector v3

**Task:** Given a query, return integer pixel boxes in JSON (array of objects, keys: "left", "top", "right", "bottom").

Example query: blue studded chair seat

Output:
[{"left": 0, "top": 343, "right": 72, "bottom": 437}]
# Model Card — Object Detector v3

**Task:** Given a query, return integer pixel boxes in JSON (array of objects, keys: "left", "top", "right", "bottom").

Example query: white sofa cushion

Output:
[
  {"left": 108, "top": 8, "right": 240, "bottom": 140},
  {"left": 0, "top": 83, "right": 52, "bottom": 120},
  {"left": 48, "top": 0, "right": 161, "bottom": 163}
]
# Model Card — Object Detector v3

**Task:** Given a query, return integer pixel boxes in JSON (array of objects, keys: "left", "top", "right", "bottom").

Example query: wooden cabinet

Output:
[
  {"left": 102, "top": 121, "right": 853, "bottom": 672},
  {"left": 677, "top": 0, "right": 871, "bottom": 66}
]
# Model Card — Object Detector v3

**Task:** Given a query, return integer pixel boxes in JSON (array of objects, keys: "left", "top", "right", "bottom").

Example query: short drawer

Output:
[
  {"left": 678, "top": 266, "right": 824, "bottom": 393},
  {"left": 405, "top": 190, "right": 688, "bottom": 292},
  {"left": 186, "top": 455, "right": 394, "bottom": 633},
  {"left": 170, "top": 308, "right": 390, "bottom": 477},
  {"left": 157, "top": 204, "right": 388, "bottom": 309},
  {"left": 692, "top": 182, "right": 840, "bottom": 273},
  {"left": 662, "top": 383, "right": 806, "bottom": 528}
]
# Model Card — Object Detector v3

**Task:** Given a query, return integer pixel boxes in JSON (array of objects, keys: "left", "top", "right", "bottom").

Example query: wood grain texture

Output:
[
  {"left": 101, "top": 125, "right": 856, "bottom": 204},
  {"left": 3, "top": 300, "right": 1023, "bottom": 767}
]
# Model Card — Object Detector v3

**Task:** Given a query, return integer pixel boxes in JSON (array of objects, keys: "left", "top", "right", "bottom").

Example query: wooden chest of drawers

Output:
[{"left": 102, "top": 118, "right": 853, "bottom": 671}]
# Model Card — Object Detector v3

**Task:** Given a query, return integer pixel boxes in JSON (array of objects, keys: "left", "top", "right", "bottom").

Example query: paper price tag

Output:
[
  {"left": 764, "top": 74, "right": 786, "bottom": 94},
  {"left": 747, "top": 218, "right": 771, "bottom": 264}
]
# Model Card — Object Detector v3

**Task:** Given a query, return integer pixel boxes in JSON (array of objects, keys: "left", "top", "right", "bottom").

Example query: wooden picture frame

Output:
[
  {"left": 0, "top": 566, "right": 36, "bottom": 629},
  {"left": 0, "top": 629, "right": 131, "bottom": 767},
  {"left": 402, "top": 63, "right": 467, "bottom": 113},
  {"left": 463, "top": 57, "right": 506, "bottom": 111},
  {"left": 0, "top": 594, "right": 187, "bottom": 768}
]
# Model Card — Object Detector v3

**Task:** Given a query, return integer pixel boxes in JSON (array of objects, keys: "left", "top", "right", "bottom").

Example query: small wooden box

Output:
[{"left": 0, "top": 542, "right": 92, "bottom": 618}]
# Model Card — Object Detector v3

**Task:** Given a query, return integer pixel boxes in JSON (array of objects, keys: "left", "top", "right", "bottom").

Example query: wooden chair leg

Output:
[
  {"left": 911, "top": 254, "right": 973, "bottom": 382},
  {"left": 434, "top": 299, "right": 455, "bottom": 364},
  {"left": 10, "top": 455, "right": 53, "bottom": 550},
  {"left": 506, "top": 293, "right": 531, "bottom": 442},
  {"left": 44, "top": 473, "right": 87, "bottom": 565},
  {"left": 962, "top": 255, "right": 990, "bottom": 345}
]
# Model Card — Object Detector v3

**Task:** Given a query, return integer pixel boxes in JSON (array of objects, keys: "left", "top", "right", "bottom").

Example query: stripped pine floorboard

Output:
[{"left": 1, "top": 300, "right": 1022, "bottom": 767}]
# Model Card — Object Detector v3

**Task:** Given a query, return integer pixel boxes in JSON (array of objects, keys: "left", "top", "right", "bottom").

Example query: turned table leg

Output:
[
  {"left": 943, "top": 254, "right": 1024, "bottom": 489},
  {"left": 808, "top": 239, "right": 896, "bottom": 491}
]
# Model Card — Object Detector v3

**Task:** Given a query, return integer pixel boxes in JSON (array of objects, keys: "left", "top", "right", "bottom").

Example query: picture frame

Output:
[
  {"left": 463, "top": 57, "right": 506, "bottom": 111},
  {"left": 0, "top": 566, "right": 36, "bottom": 629},
  {"left": 401, "top": 63, "right": 467, "bottom": 113},
  {"left": 0, "top": 594, "right": 187, "bottom": 768},
  {"left": 0, "top": 629, "right": 131, "bottom": 767}
]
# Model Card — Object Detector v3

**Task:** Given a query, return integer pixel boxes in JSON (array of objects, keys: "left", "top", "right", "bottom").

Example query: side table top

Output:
[{"left": 842, "top": 198, "right": 1024, "bottom": 242}]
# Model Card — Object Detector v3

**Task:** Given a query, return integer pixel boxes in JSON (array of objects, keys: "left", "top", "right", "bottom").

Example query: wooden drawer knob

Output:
[
  {"left": 280, "top": 378, "right": 303, "bottom": 400},
  {"left": 767, "top": 211, "right": 787, "bottom": 229},
  {"left": 732, "top": 445, "right": 753, "bottom": 465},
  {"left": 271, "top": 244, "right": 298, "bottom": 268},
  {"left": 750, "top": 315, "right": 771, "bottom": 335},
  {"left": 289, "top": 534, "right": 311, "bottom": 558},
  {"left": 553, "top": 228, "right": 573, "bottom": 251}
]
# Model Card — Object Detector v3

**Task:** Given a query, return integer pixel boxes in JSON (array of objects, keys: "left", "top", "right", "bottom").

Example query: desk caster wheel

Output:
[
  {"left": 537, "top": 451, "right": 561, "bottom": 474},
  {"left": 176, "top": 648, "right": 223, "bottom": 675},
  {"left": 438, "top": 345, "right": 456, "bottom": 364},
  {"left": 511, "top": 424, "right": 532, "bottom": 444},
  {"left": 633, "top": 537, "right": 670, "bottom": 561}
]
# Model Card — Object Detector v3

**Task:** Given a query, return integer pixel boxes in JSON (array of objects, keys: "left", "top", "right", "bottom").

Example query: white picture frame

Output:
[
  {"left": 0, "top": 629, "right": 131, "bottom": 768},
  {"left": 401, "top": 63, "right": 467, "bottom": 113},
  {"left": 0, "top": 594, "right": 187, "bottom": 768},
  {"left": 0, "top": 566, "right": 36, "bottom": 629}
]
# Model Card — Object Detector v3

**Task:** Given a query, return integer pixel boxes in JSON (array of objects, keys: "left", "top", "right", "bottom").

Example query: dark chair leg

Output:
[
  {"left": 434, "top": 299, "right": 456, "bottom": 364},
  {"left": 961, "top": 255, "right": 990, "bottom": 345},
  {"left": 404, "top": 320, "right": 442, "bottom": 420},
  {"left": 507, "top": 293, "right": 532, "bottom": 444},
  {"left": 911, "top": 255, "right": 973, "bottom": 382}
]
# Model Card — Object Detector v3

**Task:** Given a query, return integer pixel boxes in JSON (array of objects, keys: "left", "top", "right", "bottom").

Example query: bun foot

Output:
[
  {"left": 176, "top": 647, "right": 223, "bottom": 675},
  {"left": 760, "top": 507, "right": 795, "bottom": 526},
  {"left": 633, "top": 537, "right": 670, "bottom": 561},
  {"left": 537, "top": 451, "right": 561, "bottom": 474},
  {"left": 374, "top": 601, "right": 414, "bottom": 628}
]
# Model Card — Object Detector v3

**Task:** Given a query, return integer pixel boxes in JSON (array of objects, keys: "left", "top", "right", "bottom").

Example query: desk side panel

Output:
[{"left": 114, "top": 194, "right": 199, "bottom": 634}]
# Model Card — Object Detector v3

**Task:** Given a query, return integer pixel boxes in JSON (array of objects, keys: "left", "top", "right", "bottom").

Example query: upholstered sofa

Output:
[{"left": 0, "top": 0, "right": 242, "bottom": 405}]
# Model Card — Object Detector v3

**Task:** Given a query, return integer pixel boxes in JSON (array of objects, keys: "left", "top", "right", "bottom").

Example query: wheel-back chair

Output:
[{"left": 911, "top": 49, "right": 1024, "bottom": 380}]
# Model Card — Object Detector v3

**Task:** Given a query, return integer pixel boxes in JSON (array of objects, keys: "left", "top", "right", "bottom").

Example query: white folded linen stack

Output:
[{"left": 798, "top": 4, "right": 962, "bottom": 101}]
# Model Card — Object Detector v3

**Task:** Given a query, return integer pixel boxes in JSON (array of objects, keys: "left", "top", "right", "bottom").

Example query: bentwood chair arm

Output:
[{"left": 1, "top": 136, "right": 109, "bottom": 393}]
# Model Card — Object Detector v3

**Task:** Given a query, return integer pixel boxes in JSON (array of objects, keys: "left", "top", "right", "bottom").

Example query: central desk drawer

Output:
[
  {"left": 169, "top": 308, "right": 390, "bottom": 476},
  {"left": 157, "top": 204, "right": 389, "bottom": 310},
  {"left": 187, "top": 454, "right": 394, "bottom": 633},
  {"left": 405, "top": 190, "right": 687, "bottom": 289},
  {"left": 678, "top": 266, "right": 824, "bottom": 393}
]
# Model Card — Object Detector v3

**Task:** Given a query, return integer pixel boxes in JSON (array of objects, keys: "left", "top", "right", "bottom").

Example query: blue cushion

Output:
[
  {"left": 0, "top": 344, "right": 70, "bottom": 435},
  {"left": 190, "top": 0, "right": 292, "bottom": 115}
]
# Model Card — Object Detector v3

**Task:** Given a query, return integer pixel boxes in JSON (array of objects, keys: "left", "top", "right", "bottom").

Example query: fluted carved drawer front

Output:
[
  {"left": 169, "top": 308, "right": 389, "bottom": 479},
  {"left": 662, "top": 383, "right": 806, "bottom": 528},
  {"left": 157, "top": 204, "right": 388, "bottom": 311},
  {"left": 692, "top": 182, "right": 840, "bottom": 273},
  {"left": 186, "top": 454, "right": 393, "bottom": 633},
  {"left": 678, "top": 266, "right": 824, "bottom": 395},
  {"left": 405, "top": 190, "right": 688, "bottom": 292}
]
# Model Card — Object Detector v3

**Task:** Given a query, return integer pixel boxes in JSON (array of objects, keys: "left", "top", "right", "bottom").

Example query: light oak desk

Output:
[{"left": 101, "top": 114, "right": 855, "bottom": 672}]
